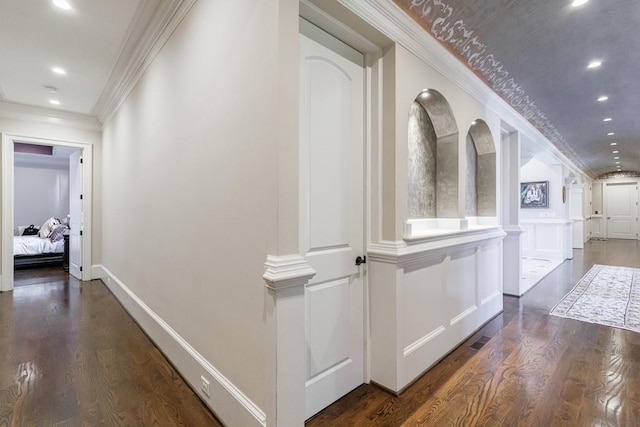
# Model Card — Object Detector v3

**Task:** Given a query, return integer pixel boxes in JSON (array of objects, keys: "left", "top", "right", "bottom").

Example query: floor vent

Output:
[{"left": 470, "top": 335, "right": 491, "bottom": 350}]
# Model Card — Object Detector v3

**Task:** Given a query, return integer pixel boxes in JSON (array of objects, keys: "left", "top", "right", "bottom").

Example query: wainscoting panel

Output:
[
  {"left": 368, "top": 228, "right": 505, "bottom": 392},
  {"left": 521, "top": 219, "right": 572, "bottom": 261}
]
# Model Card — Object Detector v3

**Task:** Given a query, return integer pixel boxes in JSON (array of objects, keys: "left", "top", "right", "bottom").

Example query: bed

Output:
[{"left": 14, "top": 221, "right": 68, "bottom": 269}]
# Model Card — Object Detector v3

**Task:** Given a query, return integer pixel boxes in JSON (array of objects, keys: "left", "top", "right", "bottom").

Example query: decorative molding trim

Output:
[
  {"left": 263, "top": 254, "right": 316, "bottom": 291},
  {"left": 520, "top": 219, "right": 573, "bottom": 225},
  {"left": 94, "top": 0, "right": 198, "bottom": 124},
  {"left": 337, "top": 0, "right": 591, "bottom": 178},
  {"left": 403, "top": 325, "right": 445, "bottom": 357},
  {"left": 503, "top": 225, "right": 524, "bottom": 236},
  {"left": 0, "top": 101, "right": 101, "bottom": 131},
  {"left": 91, "top": 264, "right": 105, "bottom": 280},
  {"left": 598, "top": 171, "right": 640, "bottom": 179},
  {"left": 368, "top": 228, "right": 505, "bottom": 267},
  {"left": 98, "top": 265, "right": 267, "bottom": 427}
]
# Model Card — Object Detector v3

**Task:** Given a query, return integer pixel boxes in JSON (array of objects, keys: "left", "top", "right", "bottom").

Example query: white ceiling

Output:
[{"left": 0, "top": 0, "right": 161, "bottom": 115}]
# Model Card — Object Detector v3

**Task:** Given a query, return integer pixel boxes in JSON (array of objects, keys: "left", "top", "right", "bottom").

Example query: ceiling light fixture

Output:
[
  {"left": 53, "top": 0, "right": 72, "bottom": 10},
  {"left": 612, "top": 150, "right": 619, "bottom": 154},
  {"left": 610, "top": 142, "right": 617, "bottom": 146},
  {"left": 49, "top": 99, "right": 60, "bottom": 105},
  {"left": 614, "top": 156, "right": 620, "bottom": 160},
  {"left": 616, "top": 161, "right": 621, "bottom": 164},
  {"left": 587, "top": 60, "right": 602, "bottom": 69},
  {"left": 52, "top": 67, "right": 66, "bottom": 75},
  {"left": 607, "top": 132, "right": 615, "bottom": 136},
  {"left": 603, "top": 118, "right": 612, "bottom": 122},
  {"left": 571, "top": 0, "right": 589, "bottom": 6},
  {"left": 597, "top": 96, "right": 609, "bottom": 102}
]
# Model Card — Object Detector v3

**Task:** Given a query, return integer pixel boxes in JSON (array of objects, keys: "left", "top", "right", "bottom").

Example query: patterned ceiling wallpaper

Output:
[{"left": 393, "top": 0, "right": 592, "bottom": 176}]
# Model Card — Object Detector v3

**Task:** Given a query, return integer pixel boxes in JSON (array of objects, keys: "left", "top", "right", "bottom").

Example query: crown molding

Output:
[
  {"left": 0, "top": 101, "right": 101, "bottom": 132},
  {"left": 338, "top": 0, "right": 593, "bottom": 179},
  {"left": 93, "top": 0, "right": 198, "bottom": 125}
]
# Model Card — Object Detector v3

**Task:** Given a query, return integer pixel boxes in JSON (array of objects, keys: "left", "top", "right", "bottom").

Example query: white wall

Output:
[
  {"left": 100, "top": 1, "right": 296, "bottom": 425},
  {"left": 14, "top": 160, "right": 70, "bottom": 231},
  {"left": 520, "top": 157, "right": 564, "bottom": 219}
]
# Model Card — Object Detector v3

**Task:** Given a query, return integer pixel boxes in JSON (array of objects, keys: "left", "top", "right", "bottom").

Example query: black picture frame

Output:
[{"left": 520, "top": 181, "right": 549, "bottom": 208}]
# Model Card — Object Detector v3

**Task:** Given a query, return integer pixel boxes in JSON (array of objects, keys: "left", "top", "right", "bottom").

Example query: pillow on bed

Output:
[
  {"left": 38, "top": 217, "right": 61, "bottom": 238},
  {"left": 49, "top": 224, "right": 69, "bottom": 242}
]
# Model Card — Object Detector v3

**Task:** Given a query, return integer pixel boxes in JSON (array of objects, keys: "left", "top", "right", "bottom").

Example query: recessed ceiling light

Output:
[
  {"left": 603, "top": 118, "right": 612, "bottom": 122},
  {"left": 598, "top": 96, "right": 609, "bottom": 102},
  {"left": 52, "top": 67, "right": 66, "bottom": 75},
  {"left": 607, "top": 132, "right": 615, "bottom": 136},
  {"left": 612, "top": 150, "right": 619, "bottom": 154},
  {"left": 615, "top": 161, "right": 621, "bottom": 164},
  {"left": 53, "top": 0, "right": 72, "bottom": 10},
  {"left": 572, "top": 0, "right": 589, "bottom": 6},
  {"left": 587, "top": 60, "right": 602, "bottom": 69},
  {"left": 610, "top": 142, "right": 617, "bottom": 146},
  {"left": 614, "top": 156, "right": 620, "bottom": 160},
  {"left": 49, "top": 99, "right": 60, "bottom": 105}
]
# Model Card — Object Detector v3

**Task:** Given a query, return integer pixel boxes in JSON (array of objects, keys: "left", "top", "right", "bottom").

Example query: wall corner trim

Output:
[
  {"left": 97, "top": 265, "right": 267, "bottom": 427},
  {"left": 263, "top": 254, "right": 316, "bottom": 291}
]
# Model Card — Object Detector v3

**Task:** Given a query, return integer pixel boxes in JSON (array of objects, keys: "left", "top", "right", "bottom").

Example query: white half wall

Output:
[{"left": 368, "top": 229, "right": 504, "bottom": 392}]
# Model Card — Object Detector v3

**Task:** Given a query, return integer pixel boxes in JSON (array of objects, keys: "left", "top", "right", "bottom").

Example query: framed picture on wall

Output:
[{"left": 520, "top": 181, "right": 549, "bottom": 208}]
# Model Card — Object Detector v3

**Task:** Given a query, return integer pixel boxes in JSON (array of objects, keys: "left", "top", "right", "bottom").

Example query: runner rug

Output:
[{"left": 550, "top": 264, "right": 640, "bottom": 333}]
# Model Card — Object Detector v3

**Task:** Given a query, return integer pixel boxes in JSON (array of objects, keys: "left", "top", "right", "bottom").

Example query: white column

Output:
[
  {"left": 263, "top": 255, "right": 315, "bottom": 427},
  {"left": 501, "top": 130, "right": 524, "bottom": 296}
]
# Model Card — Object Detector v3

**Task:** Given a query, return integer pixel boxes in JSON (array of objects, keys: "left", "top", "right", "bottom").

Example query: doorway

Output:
[{"left": 1, "top": 134, "right": 93, "bottom": 292}]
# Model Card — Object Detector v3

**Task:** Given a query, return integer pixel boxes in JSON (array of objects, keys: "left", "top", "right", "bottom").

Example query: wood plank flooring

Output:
[
  {"left": 2, "top": 240, "right": 639, "bottom": 426},
  {"left": 0, "top": 270, "right": 222, "bottom": 426},
  {"left": 307, "top": 239, "right": 640, "bottom": 426}
]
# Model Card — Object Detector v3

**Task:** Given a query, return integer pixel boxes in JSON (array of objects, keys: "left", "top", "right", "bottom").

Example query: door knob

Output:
[{"left": 355, "top": 256, "right": 366, "bottom": 266}]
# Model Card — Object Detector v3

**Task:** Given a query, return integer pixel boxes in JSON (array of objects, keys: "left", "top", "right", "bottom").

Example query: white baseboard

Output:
[{"left": 96, "top": 265, "right": 266, "bottom": 427}]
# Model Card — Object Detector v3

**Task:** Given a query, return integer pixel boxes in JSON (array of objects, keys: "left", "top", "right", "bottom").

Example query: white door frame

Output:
[
  {"left": 1, "top": 133, "right": 93, "bottom": 291},
  {"left": 299, "top": 0, "right": 383, "bottom": 390},
  {"left": 604, "top": 180, "right": 639, "bottom": 240}
]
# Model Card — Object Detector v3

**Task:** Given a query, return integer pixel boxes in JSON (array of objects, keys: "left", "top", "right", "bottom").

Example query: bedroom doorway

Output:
[{"left": 1, "top": 134, "right": 93, "bottom": 292}]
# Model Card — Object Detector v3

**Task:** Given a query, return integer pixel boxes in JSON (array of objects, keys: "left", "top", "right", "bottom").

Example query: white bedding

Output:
[{"left": 13, "top": 236, "right": 64, "bottom": 256}]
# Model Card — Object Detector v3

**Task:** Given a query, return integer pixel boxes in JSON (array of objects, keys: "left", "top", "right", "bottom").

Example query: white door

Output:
[
  {"left": 606, "top": 182, "right": 638, "bottom": 239},
  {"left": 69, "top": 150, "right": 83, "bottom": 279},
  {"left": 299, "top": 19, "right": 365, "bottom": 419},
  {"left": 570, "top": 186, "right": 584, "bottom": 249}
]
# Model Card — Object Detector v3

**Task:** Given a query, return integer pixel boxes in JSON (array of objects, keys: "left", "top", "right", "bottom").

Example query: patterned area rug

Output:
[{"left": 550, "top": 264, "right": 640, "bottom": 333}]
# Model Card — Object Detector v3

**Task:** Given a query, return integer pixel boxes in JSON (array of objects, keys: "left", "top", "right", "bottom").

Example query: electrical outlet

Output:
[{"left": 200, "top": 376, "right": 210, "bottom": 397}]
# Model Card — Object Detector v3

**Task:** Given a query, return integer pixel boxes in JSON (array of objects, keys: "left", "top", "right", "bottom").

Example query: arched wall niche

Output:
[
  {"left": 407, "top": 89, "right": 459, "bottom": 221},
  {"left": 466, "top": 119, "right": 497, "bottom": 218}
]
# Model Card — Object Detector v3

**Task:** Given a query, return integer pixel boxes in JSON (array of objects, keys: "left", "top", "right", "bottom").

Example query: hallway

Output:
[
  {"left": 1, "top": 240, "right": 639, "bottom": 425},
  {"left": 0, "top": 270, "right": 222, "bottom": 425}
]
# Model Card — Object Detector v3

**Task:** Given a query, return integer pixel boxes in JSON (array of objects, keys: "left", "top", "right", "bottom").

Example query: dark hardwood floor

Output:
[
  {"left": 307, "top": 239, "right": 640, "bottom": 427},
  {"left": 2, "top": 240, "right": 639, "bottom": 426},
  {"left": 1, "top": 269, "right": 222, "bottom": 425}
]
